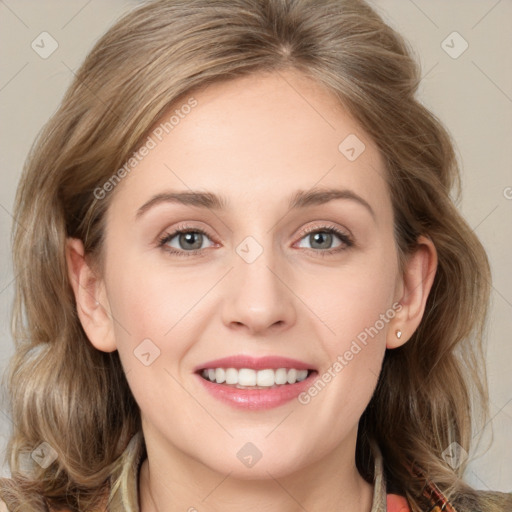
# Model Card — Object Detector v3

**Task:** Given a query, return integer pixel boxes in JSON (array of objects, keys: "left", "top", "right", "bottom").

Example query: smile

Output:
[
  {"left": 199, "top": 367, "right": 312, "bottom": 388},
  {"left": 194, "top": 357, "right": 318, "bottom": 409}
]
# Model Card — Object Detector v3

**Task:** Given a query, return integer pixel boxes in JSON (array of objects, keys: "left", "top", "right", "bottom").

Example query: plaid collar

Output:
[{"left": 420, "top": 476, "right": 458, "bottom": 512}]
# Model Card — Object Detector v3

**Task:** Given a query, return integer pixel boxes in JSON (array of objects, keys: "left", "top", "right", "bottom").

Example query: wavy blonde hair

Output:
[{"left": 0, "top": 0, "right": 508, "bottom": 510}]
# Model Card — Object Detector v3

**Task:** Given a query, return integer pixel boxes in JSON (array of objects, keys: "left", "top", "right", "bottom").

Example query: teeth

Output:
[
  {"left": 215, "top": 368, "right": 226, "bottom": 383},
  {"left": 275, "top": 368, "right": 288, "bottom": 385},
  {"left": 225, "top": 368, "right": 238, "bottom": 384},
  {"left": 200, "top": 367, "right": 310, "bottom": 387},
  {"left": 239, "top": 368, "right": 257, "bottom": 386},
  {"left": 256, "top": 369, "right": 275, "bottom": 387}
]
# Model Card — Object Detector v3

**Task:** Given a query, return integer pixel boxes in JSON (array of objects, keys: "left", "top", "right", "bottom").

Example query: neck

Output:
[{"left": 138, "top": 426, "right": 374, "bottom": 512}]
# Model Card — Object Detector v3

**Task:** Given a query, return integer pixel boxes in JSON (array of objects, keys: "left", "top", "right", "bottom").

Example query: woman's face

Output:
[{"left": 96, "top": 70, "right": 405, "bottom": 478}]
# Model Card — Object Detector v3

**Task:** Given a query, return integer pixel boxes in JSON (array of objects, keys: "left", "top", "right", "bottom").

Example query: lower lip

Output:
[{"left": 194, "top": 371, "right": 318, "bottom": 410}]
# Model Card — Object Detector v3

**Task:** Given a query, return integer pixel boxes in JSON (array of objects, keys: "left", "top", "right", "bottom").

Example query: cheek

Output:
[
  {"left": 297, "top": 245, "right": 397, "bottom": 409},
  {"left": 106, "top": 252, "right": 203, "bottom": 338},
  {"left": 301, "top": 246, "right": 398, "bottom": 352},
  {"left": 103, "top": 255, "right": 196, "bottom": 387}
]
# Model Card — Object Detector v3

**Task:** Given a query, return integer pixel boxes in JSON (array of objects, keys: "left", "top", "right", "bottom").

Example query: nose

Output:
[{"left": 220, "top": 239, "right": 297, "bottom": 336}]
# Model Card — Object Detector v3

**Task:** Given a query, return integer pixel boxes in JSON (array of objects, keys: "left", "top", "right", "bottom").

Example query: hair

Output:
[{"left": 0, "top": 0, "right": 506, "bottom": 510}]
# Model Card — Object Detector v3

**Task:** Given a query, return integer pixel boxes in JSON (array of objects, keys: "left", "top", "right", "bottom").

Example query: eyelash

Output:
[{"left": 157, "top": 222, "right": 354, "bottom": 258}]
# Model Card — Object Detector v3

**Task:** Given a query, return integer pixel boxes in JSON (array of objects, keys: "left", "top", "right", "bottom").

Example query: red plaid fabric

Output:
[{"left": 387, "top": 471, "right": 460, "bottom": 511}]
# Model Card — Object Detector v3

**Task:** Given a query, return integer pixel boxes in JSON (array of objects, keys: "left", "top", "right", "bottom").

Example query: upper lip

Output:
[{"left": 194, "top": 355, "right": 316, "bottom": 372}]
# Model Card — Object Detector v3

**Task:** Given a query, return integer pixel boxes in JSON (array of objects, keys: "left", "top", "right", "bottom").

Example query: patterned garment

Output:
[
  {"left": 421, "top": 478, "right": 461, "bottom": 512},
  {"left": 387, "top": 480, "right": 460, "bottom": 512}
]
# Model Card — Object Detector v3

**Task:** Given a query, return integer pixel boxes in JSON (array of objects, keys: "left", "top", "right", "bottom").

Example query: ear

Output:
[
  {"left": 387, "top": 235, "right": 438, "bottom": 349},
  {"left": 65, "top": 238, "right": 117, "bottom": 352}
]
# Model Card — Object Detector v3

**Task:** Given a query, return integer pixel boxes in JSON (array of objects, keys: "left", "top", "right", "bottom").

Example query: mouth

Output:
[
  {"left": 192, "top": 355, "right": 318, "bottom": 409},
  {"left": 196, "top": 367, "right": 317, "bottom": 390}
]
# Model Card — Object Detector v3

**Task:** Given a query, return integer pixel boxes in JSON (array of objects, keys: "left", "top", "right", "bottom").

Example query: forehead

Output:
[{"left": 107, "top": 70, "right": 390, "bottom": 221}]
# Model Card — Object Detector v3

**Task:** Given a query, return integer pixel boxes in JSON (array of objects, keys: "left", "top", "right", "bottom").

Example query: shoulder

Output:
[{"left": 0, "top": 499, "right": 7, "bottom": 512}]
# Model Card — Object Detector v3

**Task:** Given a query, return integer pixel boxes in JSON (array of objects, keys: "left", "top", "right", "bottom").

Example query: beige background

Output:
[{"left": 0, "top": 0, "right": 510, "bottom": 493}]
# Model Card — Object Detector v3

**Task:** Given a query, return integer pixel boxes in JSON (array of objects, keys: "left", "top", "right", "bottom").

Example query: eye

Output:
[
  {"left": 295, "top": 224, "right": 353, "bottom": 256},
  {"left": 158, "top": 223, "right": 216, "bottom": 257}
]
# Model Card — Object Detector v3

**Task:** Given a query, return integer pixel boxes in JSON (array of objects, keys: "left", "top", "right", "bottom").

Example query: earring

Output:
[{"left": 396, "top": 330, "right": 402, "bottom": 339}]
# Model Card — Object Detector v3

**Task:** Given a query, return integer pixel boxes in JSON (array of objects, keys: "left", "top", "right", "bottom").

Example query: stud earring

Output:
[{"left": 396, "top": 330, "right": 402, "bottom": 339}]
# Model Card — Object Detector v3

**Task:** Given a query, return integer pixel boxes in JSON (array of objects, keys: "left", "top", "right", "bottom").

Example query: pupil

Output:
[
  {"left": 181, "top": 232, "right": 202, "bottom": 250},
  {"left": 312, "top": 232, "right": 331, "bottom": 249}
]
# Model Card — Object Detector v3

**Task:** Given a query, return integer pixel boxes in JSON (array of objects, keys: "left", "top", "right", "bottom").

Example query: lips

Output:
[
  {"left": 193, "top": 354, "right": 318, "bottom": 410},
  {"left": 193, "top": 354, "right": 316, "bottom": 372}
]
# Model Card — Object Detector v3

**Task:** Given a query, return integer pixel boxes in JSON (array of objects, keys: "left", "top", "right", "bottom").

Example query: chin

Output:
[{"left": 202, "top": 447, "right": 307, "bottom": 481}]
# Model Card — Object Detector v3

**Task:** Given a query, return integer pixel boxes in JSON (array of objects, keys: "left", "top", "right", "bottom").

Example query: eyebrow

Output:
[{"left": 135, "top": 187, "right": 375, "bottom": 219}]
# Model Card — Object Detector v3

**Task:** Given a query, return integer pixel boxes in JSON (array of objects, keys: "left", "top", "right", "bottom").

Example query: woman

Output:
[{"left": 0, "top": 0, "right": 510, "bottom": 510}]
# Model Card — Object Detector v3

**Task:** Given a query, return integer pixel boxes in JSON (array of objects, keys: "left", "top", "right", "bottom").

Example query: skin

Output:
[{"left": 67, "top": 69, "right": 437, "bottom": 512}]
